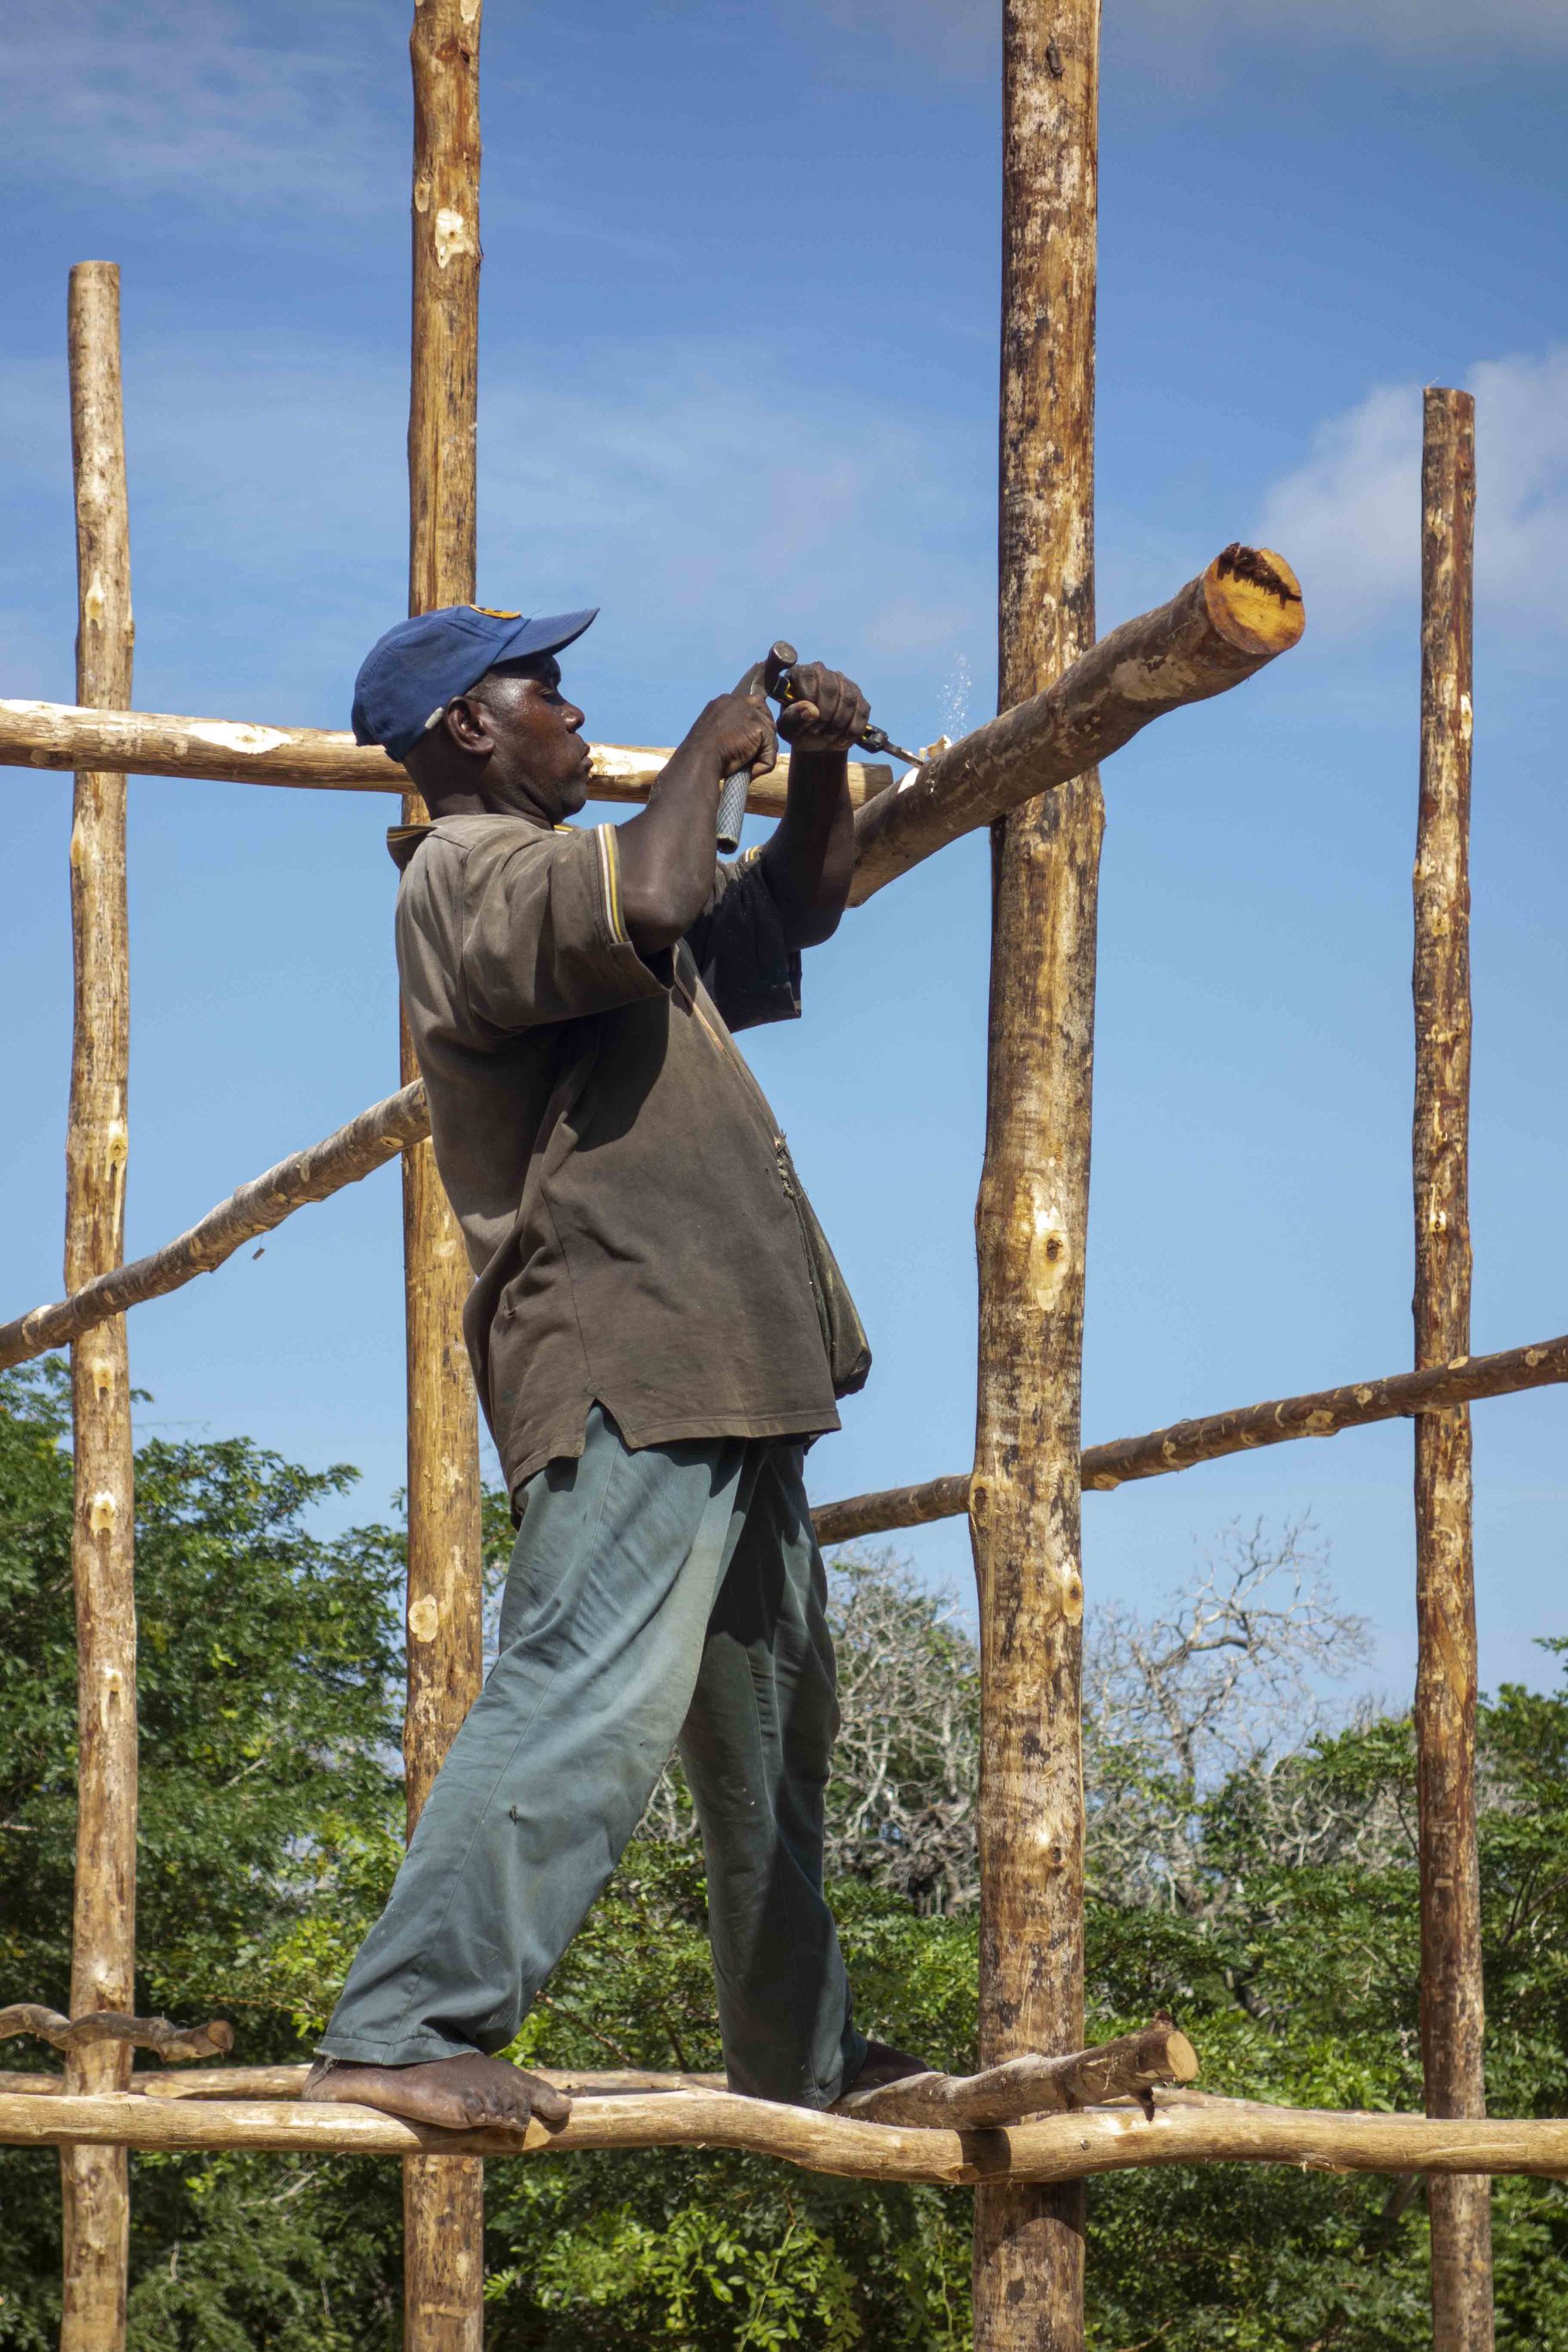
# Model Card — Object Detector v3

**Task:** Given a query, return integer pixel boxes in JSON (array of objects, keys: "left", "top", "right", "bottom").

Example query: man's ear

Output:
[{"left": 441, "top": 694, "right": 494, "bottom": 757}]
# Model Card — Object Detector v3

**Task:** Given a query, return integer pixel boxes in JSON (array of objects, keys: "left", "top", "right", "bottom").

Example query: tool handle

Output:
[
  {"left": 716, "top": 766, "right": 751, "bottom": 855},
  {"left": 715, "top": 655, "right": 775, "bottom": 855},
  {"left": 769, "top": 647, "right": 899, "bottom": 760}
]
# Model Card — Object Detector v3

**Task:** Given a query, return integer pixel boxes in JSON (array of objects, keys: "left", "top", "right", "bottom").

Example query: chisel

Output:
[{"left": 716, "top": 641, "right": 923, "bottom": 855}]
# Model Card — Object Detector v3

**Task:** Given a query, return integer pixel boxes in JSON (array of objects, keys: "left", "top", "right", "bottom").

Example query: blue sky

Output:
[{"left": 2, "top": 0, "right": 1564, "bottom": 1711}]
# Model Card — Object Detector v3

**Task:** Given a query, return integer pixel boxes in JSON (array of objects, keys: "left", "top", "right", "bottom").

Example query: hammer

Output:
[{"left": 715, "top": 641, "right": 923, "bottom": 855}]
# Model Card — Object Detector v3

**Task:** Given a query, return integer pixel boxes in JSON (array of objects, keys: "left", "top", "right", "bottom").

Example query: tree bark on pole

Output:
[
  {"left": 971, "top": 4, "right": 1100, "bottom": 2345},
  {"left": 60, "top": 259, "right": 137, "bottom": 2352},
  {"left": 402, "top": 3, "right": 487, "bottom": 2343},
  {"left": 1414, "top": 387, "right": 1492, "bottom": 2352}
]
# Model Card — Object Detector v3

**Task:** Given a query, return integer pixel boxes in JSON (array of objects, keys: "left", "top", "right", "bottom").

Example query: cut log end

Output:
[
  {"left": 1166, "top": 2030, "right": 1200, "bottom": 2084},
  {"left": 1204, "top": 543, "right": 1305, "bottom": 657}
]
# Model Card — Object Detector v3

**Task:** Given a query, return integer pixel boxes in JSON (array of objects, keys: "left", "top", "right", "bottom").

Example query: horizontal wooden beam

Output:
[
  {"left": 0, "top": 2065, "right": 725, "bottom": 2103},
  {"left": 848, "top": 543, "right": 1305, "bottom": 904},
  {"left": 811, "top": 1472, "right": 971, "bottom": 1547},
  {"left": 5, "top": 544, "right": 1297, "bottom": 909},
  {"left": 0, "top": 1084, "right": 430, "bottom": 1371},
  {"left": 0, "top": 698, "right": 891, "bottom": 815},
  {"left": 4, "top": 1064, "right": 1563, "bottom": 1508},
  {"left": 24, "top": 2030, "right": 1192, "bottom": 2132},
  {"left": 1073, "top": 1339, "right": 1568, "bottom": 1489},
  {"left": 808, "top": 1330, "right": 1568, "bottom": 1544},
  {"left": 4, "top": 2086, "right": 1568, "bottom": 2189}
]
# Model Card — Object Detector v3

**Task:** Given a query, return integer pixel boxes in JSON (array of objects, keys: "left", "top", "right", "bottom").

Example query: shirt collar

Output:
[{"left": 386, "top": 823, "right": 431, "bottom": 871}]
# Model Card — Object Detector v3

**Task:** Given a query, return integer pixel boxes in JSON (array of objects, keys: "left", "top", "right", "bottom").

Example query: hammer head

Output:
[{"left": 764, "top": 641, "right": 799, "bottom": 698}]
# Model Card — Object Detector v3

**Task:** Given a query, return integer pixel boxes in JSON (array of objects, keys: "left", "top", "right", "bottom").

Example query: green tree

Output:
[
  {"left": 0, "top": 1365, "right": 975, "bottom": 2350},
  {"left": 0, "top": 1361, "right": 408, "bottom": 2350},
  {"left": 5, "top": 1362, "right": 1568, "bottom": 2348}
]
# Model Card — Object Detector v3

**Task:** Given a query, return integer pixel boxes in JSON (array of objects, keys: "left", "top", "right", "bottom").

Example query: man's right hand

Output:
[
  {"left": 683, "top": 691, "right": 778, "bottom": 783},
  {"left": 620, "top": 691, "right": 776, "bottom": 951}
]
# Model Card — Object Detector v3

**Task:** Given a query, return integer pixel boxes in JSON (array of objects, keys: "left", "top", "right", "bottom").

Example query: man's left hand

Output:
[{"left": 776, "top": 662, "right": 870, "bottom": 757}]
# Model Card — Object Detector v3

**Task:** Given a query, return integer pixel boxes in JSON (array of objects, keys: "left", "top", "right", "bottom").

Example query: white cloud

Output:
[
  {"left": 785, "top": 0, "right": 1568, "bottom": 73},
  {"left": 3, "top": 0, "right": 401, "bottom": 212},
  {"left": 1119, "top": 0, "right": 1568, "bottom": 60},
  {"left": 476, "top": 346, "right": 993, "bottom": 745},
  {"left": 20, "top": 0, "right": 1566, "bottom": 223},
  {"left": 1258, "top": 349, "right": 1568, "bottom": 650},
  {"left": 807, "top": 0, "right": 1568, "bottom": 66},
  {"left": 0, "top": 328, "right": 992, "bottom": 742},
  {"left": 481, "top": 347, "right": 985, "bottom": 662}
]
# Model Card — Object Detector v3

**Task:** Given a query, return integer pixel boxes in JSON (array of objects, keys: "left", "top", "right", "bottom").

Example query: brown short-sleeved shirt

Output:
[{"left": 390, "top": 811, "right": 866, "bottom": 1500}]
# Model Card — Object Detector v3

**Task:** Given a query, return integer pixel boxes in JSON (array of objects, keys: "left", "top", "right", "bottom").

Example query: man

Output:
[{"left": 306, "top": 602, "right": 921, "bottom": 2133}]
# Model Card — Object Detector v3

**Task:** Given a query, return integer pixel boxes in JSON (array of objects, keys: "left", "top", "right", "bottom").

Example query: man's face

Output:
[{"left": 455, "top": 654, "right": 592, "bottom": 823}]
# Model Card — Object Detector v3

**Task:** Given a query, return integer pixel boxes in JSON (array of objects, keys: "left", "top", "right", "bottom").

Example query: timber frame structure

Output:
[{"left": 0, "top": 5, "right": 1558, "bottom": 2350}]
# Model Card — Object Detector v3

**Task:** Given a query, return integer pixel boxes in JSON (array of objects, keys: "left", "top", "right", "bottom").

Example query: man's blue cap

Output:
[{"left": 351, "top": 603, "right": 599, "bottom": 761}]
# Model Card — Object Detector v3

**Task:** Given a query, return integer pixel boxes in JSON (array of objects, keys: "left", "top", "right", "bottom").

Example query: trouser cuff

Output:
[
  {"left": 730, "top": 2023, "right": 869, "bottom": 2111},
  {"left": 808, "top": 2025, "right": 869, "bottom": 2111},
  {"left": 314, "top": 2029, "right": 484, "bottom": 2067}
]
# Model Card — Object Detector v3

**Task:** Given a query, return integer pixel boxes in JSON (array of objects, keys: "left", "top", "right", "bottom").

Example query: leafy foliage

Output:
[
  {"left": 4, "top": 1363, "right": 1568, "bottom": 2347},
  {"left": 0, "top": 1362, "right": 408, "bottom": 2349}
]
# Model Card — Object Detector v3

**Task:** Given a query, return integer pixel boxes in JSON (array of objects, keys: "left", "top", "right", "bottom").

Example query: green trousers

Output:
[{"left": 318, "top": 1405, "right": 866, "bottom": 2109}]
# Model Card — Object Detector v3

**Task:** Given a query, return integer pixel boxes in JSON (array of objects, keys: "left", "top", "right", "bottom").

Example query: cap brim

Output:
[{"left": 492, "top": 608, "right": 599, "bottom": 666}]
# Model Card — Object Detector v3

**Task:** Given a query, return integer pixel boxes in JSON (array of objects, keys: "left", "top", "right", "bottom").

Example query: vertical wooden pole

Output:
[
  {"left": 402, "top": 5, "right": 487, "bottom": 2347},
  {"left": 1414, "top": 387, "right": 1493, "bottom": 2352},
  {"left": 60, "top": 260, "right": 137, "bottom": 2352},
  {"left": 970, "top": 4, "right": 1100, "bottom": 2347}
]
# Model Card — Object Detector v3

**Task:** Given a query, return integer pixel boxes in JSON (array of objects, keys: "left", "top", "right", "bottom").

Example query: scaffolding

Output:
[{"left": 2, "top": 3, "right": 1562, "bottom": 2349}]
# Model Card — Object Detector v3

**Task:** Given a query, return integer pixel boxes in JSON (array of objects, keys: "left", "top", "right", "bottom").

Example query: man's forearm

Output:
[
  {"left": 615, "top": 739, "right": 725, "bottom": 950},
  {"left": 760, "top": 749, "right": 855, "bottom": 947},
  {"left": 616, "top": 692, "right": 775, "bottom": 952}
]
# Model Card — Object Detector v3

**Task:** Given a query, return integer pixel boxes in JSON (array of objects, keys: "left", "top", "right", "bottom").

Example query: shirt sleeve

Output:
[
  {"left": 458, "top": 823, "right": 670, "bottom": 1033},
  {"left": 684, "top": 848, "right": 804, "bottom": 1036}
]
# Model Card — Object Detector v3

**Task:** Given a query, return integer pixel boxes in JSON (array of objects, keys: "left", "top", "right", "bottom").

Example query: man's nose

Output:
[{"left": 562, "top": 703, "right": 586, "bottom": 731}]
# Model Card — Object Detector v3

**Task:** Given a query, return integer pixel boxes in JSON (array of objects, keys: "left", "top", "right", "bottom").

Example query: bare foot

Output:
[
  {"left": 846, "top": 2038, "right": 930, "bottom": 2092},
  {"left": 303, "top": 2053, "right": 572, "bottom": 2132}
]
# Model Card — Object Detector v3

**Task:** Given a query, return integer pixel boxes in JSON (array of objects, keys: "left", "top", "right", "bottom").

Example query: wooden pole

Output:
[
  {"left": 9, "top": 2086, "right": 1568, "bottom": 2190},
  {"left": 402, "top": 3, "right": 486, "bottom": 2343},
  {"left": 0, "top": 548, "right": 1301, "bottom": 849},
  {"left": 971, "top": 4, "right": 1100, "bottom": 2345},
  {"left": 1414, "top": 387, "right": 1492, "bottom": 2351},
  {"left": 93, "top": 2065, "right": 731, "bottom": 2103},
  {"left": 848, "top": 543, "right": 1302, "bottom": 904},
  {"left": 0, "top": 1084, "right": 429, "bottom": 1370},
  {"left": 9, "top": 1130, "right": 1566, "bottom": 1484},
  {"left": 0, "top": 699, "right": 891, "bottom": 811},
  {"left": 808, "top": 1328, "right": 1568, "bottom": 1544},
  {"left": 5, "top": 2029, "right": 1187, "bottom": 2117},
  {"left": 60, "top": 260, "right": 138, "bottom": 2352}
]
